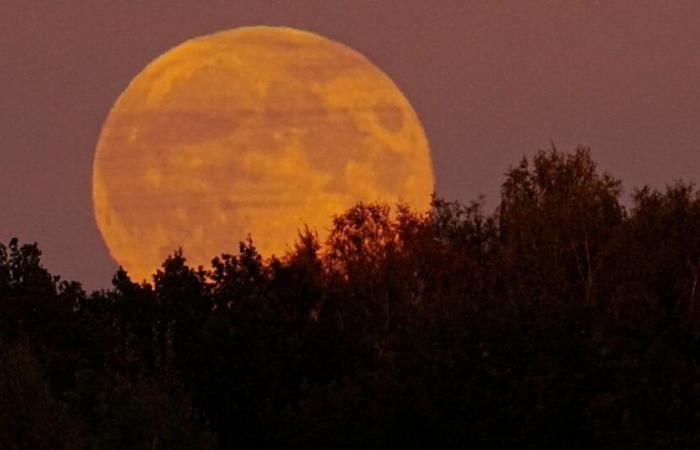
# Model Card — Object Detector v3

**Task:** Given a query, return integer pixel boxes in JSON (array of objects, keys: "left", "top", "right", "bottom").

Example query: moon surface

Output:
[{"left": 93, "top": 26, "right": 434, "bottom": 281}]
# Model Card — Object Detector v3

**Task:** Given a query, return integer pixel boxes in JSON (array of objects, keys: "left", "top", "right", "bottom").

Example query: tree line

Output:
[{"left": 3, "top": 147, "right": 700, "bottom": 449}]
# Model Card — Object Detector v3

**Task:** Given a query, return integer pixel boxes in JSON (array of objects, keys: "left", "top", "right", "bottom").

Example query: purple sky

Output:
[{"left": 3, "top": 1, "right": 700, "bottom": 289}]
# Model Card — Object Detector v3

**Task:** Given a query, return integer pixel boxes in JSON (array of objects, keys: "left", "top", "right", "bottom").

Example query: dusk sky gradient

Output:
[{"left": 3, "top": 1, "right": 700, "bottom": 289}]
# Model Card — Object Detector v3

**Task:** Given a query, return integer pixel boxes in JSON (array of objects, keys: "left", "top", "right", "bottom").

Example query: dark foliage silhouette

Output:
[{"left": 3, "top": 147, "right": 700, "bottom": 449}]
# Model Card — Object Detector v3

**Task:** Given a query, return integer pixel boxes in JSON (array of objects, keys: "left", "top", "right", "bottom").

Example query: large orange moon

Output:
[{"left": 93, "top": 26, "right": 434, "bottom": 281}]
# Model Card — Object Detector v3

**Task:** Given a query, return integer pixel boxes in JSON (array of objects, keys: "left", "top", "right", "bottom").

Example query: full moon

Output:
[{"left": 93, "top": 26, "right": 434, "bottom": 281}]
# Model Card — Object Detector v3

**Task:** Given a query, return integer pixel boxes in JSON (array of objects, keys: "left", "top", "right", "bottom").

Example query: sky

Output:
[{"left": 3, "top": 0, "right": 700, "bottom": 290}]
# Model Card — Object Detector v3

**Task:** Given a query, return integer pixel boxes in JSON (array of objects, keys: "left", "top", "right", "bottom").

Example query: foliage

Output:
[{"left": 3, "top": 147, "right": 700, "bottom": 448}]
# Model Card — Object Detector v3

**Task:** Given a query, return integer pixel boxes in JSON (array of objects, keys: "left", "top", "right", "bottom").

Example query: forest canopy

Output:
[{"left": 3, "top": 147, "right": 700, "bottom": 449}]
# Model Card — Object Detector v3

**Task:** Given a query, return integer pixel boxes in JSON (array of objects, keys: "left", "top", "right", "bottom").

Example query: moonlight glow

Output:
[{"left": 93, "top": 26, "right": 434, "bottom": 281}]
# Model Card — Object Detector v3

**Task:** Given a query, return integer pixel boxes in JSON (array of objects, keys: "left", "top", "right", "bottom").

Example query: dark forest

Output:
[{"left": 4, "top": 148, "right": 700, "bottom": 449}]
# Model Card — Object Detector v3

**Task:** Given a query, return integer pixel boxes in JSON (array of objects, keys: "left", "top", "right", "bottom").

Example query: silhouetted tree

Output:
[{"left": 5, "top": 148, "right": 700, "bottom": 449}]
